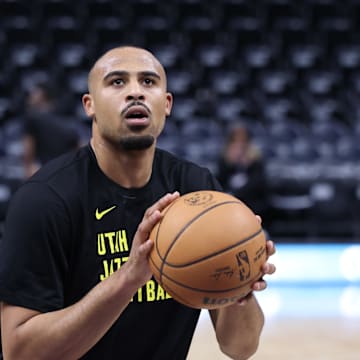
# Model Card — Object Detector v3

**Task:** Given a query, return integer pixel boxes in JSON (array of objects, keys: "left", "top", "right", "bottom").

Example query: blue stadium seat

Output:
[
  {"left": 302, "top": 69, "right": 342, "bottom": 96},
  {"left": 334, "top": 44, "right": 360, "bottom": 69},
  {"left": 215, "top": 95, "right": 257, "bottom": 124},
  {"left": 241, "top": 43, "right": 276, "bottom": 69},
  {"left": 208, "top": 69, "right": 250, "bottom": 96},
  {"left": 57, "top": 43, "right": 88, "bottom": 68},
  {"left": 169, "top": 96, "right": 198, "bottom": 123},
  {"left": 286, "top": 42, "right": 324, "bottom": 69},
  {"left": 256, "top": 68, "right": 296, "bottom": 95},
  {"left": 151, "top": 44, "right": 183, "bottom": 69},
  {"left": 196, "top": 43, "right": 229, "bottom": 68},
  {"left": 166, "top": 69, "right": 194, "bottom": 96}
]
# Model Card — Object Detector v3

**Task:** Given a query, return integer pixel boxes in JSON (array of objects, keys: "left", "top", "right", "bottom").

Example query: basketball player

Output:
[{"left": 0, "top": 46, "right": 276, "bottom": 359}]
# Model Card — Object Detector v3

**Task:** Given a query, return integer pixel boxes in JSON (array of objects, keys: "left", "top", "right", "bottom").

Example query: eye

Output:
[
  {"left": 112, "top": 78, "right": 125, "bottom": 86},
  {"left": 143, "top": 78, "right": 154, "bottom": 86}
]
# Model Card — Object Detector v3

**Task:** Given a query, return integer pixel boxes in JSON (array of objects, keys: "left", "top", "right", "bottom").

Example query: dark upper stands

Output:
[{"left": 1, "top": 0, "right": 360, "bottom": 242}]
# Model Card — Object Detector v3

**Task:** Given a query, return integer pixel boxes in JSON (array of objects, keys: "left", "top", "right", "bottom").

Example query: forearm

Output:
[
  {"left": 2, "top": 263, "right": 141, "bottom": 360},
  {"left": 211, "top": 294, "right": 264, "bottom": 360}
]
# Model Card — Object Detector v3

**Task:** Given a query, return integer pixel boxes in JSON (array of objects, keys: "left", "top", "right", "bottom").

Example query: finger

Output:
[
  {"left": 144, "top": 191, "right": 180, "bottom": 219},
  {"left": 135, "top": 192, "right": 180, "bottom": 247},
  {"left": 137, "top": 238, "right": 154, "bottom": 257},
  {"left": 262, "top": 262, "right": 276, "bottom": 275},
  {"left": 137, "top": 209, "right": 163, "bottom": 238},
  {"left": 266, "top": 240, "right": 276, "bottom": 257},
  {"left": 252, "top": 279, "right": 267, "bottom": 291}
]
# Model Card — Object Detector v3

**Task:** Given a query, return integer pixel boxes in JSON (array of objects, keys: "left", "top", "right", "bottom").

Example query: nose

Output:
[{"left": 126, "top": 81, "right": 145, "bottom": 102}]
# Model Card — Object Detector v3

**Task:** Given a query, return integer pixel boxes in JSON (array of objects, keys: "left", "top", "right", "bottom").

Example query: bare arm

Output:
[
  {"left": 1, "top": 192, "right": 180, "bottom": 360},
  {"left": 209, "top": 292, "right": 264, "bottom": 360},
  {"left": 209, "top": 240, "right": 276, "bottom": 360},
  {"left": 1, "top": 267, "right": 141, "bottom": 360}
]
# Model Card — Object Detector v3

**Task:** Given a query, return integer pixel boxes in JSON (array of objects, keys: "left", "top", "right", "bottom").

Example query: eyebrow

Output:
[{"left": 103, "top": 70, "right": 161, "bottom": 82}]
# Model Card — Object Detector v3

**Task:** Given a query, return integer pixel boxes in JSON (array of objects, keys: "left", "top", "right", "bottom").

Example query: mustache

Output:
[{"left": 121, "top": 101, "right": 151, "bottom": 116}]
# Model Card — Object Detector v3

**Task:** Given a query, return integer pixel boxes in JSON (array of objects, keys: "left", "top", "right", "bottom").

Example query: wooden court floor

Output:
[
  {"left": 187, "top": 243, "right": 360, "bottom": 359},
  {"left": 187, "top": 312, "right": 360, "bottom": 360}
]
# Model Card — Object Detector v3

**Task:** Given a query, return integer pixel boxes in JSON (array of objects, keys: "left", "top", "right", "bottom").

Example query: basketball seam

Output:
[
  {"left": 158, "top": 200, "right": 260, "bottom": 282},
  {"left": 166, "top": 228, "right": 263, "bottom": 268},
  {"left": 156, "top": 259, "right": 263, "bottom": 293},
  {"left": 159, "top": 200, "right": 239, "bottom": 282}
]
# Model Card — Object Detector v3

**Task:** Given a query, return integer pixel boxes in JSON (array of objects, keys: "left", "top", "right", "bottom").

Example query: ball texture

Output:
[{"left": 149, "top": 190, "right": 267, "bottom": 309}]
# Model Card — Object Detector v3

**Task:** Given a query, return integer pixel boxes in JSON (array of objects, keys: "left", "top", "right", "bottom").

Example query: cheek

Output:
[
  {"left": 153, "top": 97, "right": 171, "bottom": 117},
  {"left": 96, "top": 97, "right": 121, "bottom": 119}
]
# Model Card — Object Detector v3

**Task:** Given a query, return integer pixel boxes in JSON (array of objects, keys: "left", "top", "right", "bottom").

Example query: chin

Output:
[{"left": 119, "top": 135, "right": 155, "bottom": 150}]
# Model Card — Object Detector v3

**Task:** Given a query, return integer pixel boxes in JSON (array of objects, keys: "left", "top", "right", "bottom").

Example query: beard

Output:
[{"left": 119, "top": 135, "right": 155, "bottom": 151}]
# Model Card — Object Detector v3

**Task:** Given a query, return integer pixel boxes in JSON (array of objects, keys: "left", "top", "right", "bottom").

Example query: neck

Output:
[{"left": 90, "top": 138, "right": 155, "bottom": 189}]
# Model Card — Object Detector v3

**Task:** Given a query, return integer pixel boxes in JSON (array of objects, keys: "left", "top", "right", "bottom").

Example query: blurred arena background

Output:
[
  {"left": 188, "top": 243, "right": 360, "bottom": 359},
  {"left": 0, "top": 0, "right": 359, "bottom": 358}
]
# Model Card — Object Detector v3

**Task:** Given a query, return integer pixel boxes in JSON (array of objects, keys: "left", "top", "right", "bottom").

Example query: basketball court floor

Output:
[{"left": 187, "top": 243, "right": 360, "bottom": 360}]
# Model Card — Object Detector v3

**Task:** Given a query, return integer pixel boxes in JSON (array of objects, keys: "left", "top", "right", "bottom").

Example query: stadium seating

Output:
[{"left": 0, "top": 0, "right": 359, "bottom": 242}]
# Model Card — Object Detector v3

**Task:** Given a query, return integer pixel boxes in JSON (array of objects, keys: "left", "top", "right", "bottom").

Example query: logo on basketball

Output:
[
  {"left": 236, "top": 250, "right": 251, "bottom": 282},
  {"left": 203, "top": 295, "right": 244, "bottom": 306},
  {"left": 210, "top": 266, "right": 234, "bottom": 281},
  {"left": 184, "top": 192, "right": 213, "bottom": 206}
]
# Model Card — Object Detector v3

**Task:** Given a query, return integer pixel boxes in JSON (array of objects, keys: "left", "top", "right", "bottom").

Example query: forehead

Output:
[{"left": 94, "top": 48, "right": 164, "bottom": 79}]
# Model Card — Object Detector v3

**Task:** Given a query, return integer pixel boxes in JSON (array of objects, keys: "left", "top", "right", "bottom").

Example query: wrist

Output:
[{"left": 236, "top": 291, "right": 253, "bottom": 306}]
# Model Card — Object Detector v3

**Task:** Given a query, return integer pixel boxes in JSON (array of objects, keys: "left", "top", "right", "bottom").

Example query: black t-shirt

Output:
[{"left": 0, "top": 145, "right": 222, "bottom": 359}]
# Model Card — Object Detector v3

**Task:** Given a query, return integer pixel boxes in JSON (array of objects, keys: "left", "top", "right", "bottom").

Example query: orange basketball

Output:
[{"left": 149, "top": 190, "right": 267, "bottom": 309}]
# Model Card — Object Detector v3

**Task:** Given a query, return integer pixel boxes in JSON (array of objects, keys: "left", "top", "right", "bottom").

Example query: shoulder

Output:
[
  {"left": 154, "top": 148, "right": 207, "bottom": 175},
  {"left": 31, "top": 145, "right": 90, "bottom": 182},
  {"left": 15, "top": 145, "right": 92, "bottom": 205},
  {"left": 5, "top": 147, "right": 96, "bottom": 236},
  {"left": 154, "top": 148, "right": 223, "bottom": 192}
]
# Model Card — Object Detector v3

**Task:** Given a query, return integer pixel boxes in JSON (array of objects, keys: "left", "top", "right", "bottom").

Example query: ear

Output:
[
  {"left": 82, "top": 93, "right": 95, "bottom": 118},
  {"left": 165, "top": 92, "right": 173, "bottom": 116}
]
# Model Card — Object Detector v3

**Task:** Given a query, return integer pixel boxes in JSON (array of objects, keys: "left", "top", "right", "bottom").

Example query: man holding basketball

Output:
[{"left": 0, "top": 46, "right": 276, "bottom": 359}]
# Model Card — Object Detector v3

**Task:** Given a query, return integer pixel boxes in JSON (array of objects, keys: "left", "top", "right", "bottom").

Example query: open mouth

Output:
[{"left": 124, "top": 105, "right": 150, "bottom": 127}]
